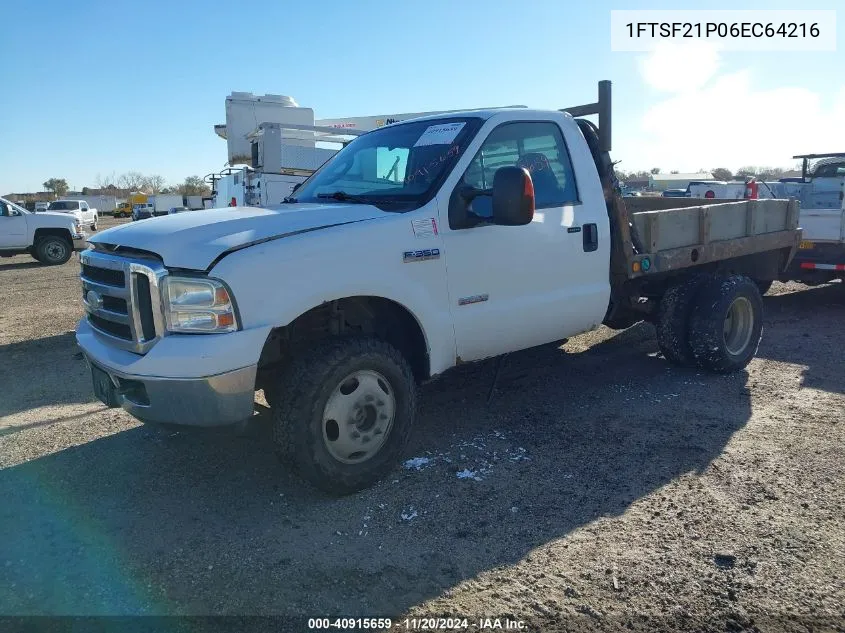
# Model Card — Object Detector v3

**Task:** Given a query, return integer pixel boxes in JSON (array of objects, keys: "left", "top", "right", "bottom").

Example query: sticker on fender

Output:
[
  {"left": 413, "top": 123, "right": 465, "bottom": 147},
  {"left": 411, "top": 217, "right": 438, "bottom": 239}
]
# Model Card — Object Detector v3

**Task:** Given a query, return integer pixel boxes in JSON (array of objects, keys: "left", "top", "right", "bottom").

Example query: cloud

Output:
[
  {"left": 626, "top": 46, "right": 845, "bottom": 172},
  {"left": 638, "top": 41, "right": 722, "bottom": 93}
]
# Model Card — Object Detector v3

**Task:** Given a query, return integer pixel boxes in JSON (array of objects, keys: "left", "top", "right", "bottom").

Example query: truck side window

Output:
[
  {"left": 460, "top": 121, "right": 579, "bottom": 218},
  {"left": 0, "top": 202, "right": 9, "bottom": 217}
]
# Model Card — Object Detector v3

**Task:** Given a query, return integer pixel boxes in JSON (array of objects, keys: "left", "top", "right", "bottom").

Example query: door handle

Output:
[{"left": 582, "top": 223, "right": 598, "bottom": 252}]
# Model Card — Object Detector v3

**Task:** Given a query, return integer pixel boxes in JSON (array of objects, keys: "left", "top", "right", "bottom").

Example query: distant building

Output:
[
  {"left": 622, "top": 178, "right": 650, "bottom": 191},
  {"left": 649, "top": 172, "right": 715, "bottom": 191},
  {"left": 2, "top": 191, "right": 55, "bottom": 202}
]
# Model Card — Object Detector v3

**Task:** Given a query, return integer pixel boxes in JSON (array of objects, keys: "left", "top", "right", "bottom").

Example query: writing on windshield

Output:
[{"left": 404, "top": 144, "right": 461, "bottom": 186}]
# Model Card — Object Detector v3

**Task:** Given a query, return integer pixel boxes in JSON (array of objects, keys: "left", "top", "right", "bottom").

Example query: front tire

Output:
[
  {"left": 688, "top": 275, "right": 763, "bottom": 373},
  {"left": 90, "top": 220, "right": 98, "bottom": 231},
  {"left": 35, "top": 236, "right": 72, "bottom": 265},
  {"left": 271, "top": 337, "right": 416, "bottom": 495}
]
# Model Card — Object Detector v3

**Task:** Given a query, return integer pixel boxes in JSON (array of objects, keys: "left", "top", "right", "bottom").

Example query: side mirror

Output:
[
  {"left": 492, "top": 166, "right": 535, "bottom": 226},
  {"left": 448, "top": 166, "right": 536, "bottom": 230}
]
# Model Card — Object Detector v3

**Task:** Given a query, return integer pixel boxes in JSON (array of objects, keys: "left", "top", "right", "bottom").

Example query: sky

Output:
[{"left": 1, "top": 0, "right": 843, "bottom": 193}]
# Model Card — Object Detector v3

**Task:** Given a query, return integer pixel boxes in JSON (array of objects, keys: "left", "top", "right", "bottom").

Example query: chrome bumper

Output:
[
  {"left": 72, "top": 234, "right": 88, "bottom": 251},
  {"left": 85, "top": 356, "right": 257, "bottom": 426}
]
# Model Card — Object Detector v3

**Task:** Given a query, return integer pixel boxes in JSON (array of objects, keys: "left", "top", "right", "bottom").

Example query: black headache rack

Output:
[
  {"left": 793, "top": 152, "right": 845, "bottom": 181},
  {"left": 560, "top": 80, "right": 612, "bottom": 153},
  {"left": 557, "top": 81, "right": 800, "bottom": 305},
  {"left": 558, "top": 81, "right": 638, "bottom": 292}
]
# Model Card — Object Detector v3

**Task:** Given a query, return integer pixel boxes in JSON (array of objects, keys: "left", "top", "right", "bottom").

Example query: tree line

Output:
[
  {"left": 616, "top": 166, "right": 799, "bottom": 182},
  {"left": 40, "top": 173, "right": 211, "bottom": 199}
]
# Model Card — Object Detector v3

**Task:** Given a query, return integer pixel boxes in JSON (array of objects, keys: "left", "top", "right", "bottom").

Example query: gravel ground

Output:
[{"left": 1, "top": 217, "right": 843, "bottom": 631}]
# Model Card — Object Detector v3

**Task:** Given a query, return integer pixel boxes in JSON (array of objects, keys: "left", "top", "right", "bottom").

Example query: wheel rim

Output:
[
  {"left": 46, "top": 241, "right": 67, "bottom": 261},
  {"left": 723, "top": 296, "right": 754, "bottom": 355},
  {"left": 322, "top": 369, "right": 396, "bottom": 464}
]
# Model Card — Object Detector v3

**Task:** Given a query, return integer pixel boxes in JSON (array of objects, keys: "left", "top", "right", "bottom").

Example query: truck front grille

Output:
[
  {"left": 80, "top": 250, "right": 167, "bottom": 354},
  {"left": 81, "top": 263, "right": 125, "bottom": 287},
  {"left": 89, "top": 313, "right": 133, "bottom": 340}
]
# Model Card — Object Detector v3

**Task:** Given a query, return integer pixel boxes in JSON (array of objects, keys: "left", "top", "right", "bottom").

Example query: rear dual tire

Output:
[{"left": 657, "top": 274, "right": 763, "bottom": 373}]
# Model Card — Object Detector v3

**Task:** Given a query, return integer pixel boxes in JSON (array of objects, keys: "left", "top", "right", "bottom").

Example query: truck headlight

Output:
[{"left": 162, "top": 277, "right": 239, "bottom": 333}]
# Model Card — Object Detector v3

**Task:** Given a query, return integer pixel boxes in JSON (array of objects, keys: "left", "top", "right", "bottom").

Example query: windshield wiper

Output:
[{"left": 316, "top": 191, "right": 400, "bottom": 205}]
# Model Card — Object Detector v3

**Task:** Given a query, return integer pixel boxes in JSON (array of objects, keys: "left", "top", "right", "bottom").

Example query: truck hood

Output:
[
  {"left": 37, "top": 211, "right": 81, "bottom": 222},
  {"left": 88, "top": 204, "right": 388, "bottom": 270},
  {"left": 29, "top": 211, "right": 81, "bottom": 228}
]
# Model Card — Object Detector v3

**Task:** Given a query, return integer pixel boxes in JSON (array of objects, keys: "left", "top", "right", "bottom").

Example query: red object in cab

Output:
[{"left": 744, "top": 179, "right": 759, "bottom": 199}]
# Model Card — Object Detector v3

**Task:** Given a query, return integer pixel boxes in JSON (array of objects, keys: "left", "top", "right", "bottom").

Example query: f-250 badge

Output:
[{"left": 403, "top": 248, "right": 440, "bottom": 263}]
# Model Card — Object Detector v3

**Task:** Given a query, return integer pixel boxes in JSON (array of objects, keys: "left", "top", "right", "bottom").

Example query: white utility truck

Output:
[
  {"left": 781, "top": 153, "right": 845, "bottom": 284},
  {"left": 47, "top": 199, "right": 99, "bottom": 231},
  {"left": 0, "top": 197, "right": 88, "bottom": 265},
  {"left": 149, "top": 194, "right": 184, "bottom": 216},
  {"left": 76, "top": 81, "right": 801, "bottom": 494},
  {"left": 687, "top": 154, "right": 845, "bottom": 286},
  {"left": 66, "top": 194, "right": 118, "bottom": 214},
  {"left": 209, "top": 91, "right": 523, "bottom": 208}
]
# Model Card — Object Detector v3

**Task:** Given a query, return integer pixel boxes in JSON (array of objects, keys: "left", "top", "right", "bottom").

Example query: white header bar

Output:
[{"left": 611, "top": 10, "right": 836, "bottom": 51}]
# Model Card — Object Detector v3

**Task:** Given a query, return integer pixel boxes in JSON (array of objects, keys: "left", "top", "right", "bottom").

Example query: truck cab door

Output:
[
  {"left": 0, "top": 201, "right": 28, "bottom": 248},
  {"left": 439, "top": 118, "right": 610, "bottom": 362}
]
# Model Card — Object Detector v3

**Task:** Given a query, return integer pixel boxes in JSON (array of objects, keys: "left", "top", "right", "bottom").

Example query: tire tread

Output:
[
  {"left": 272, "top": 336, "right": 416, "bottom": 495},
  {"left": 688, "top": 274, "right": 763, "bottom": 373},
  {"left": 656, "top": 275, "right": 705, "bottom": 366}
]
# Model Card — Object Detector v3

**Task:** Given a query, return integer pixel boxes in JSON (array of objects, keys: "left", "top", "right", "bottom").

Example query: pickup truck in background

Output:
[
  {"left": 47, "top": 199, "right": 99, "bottom": 231},
  {"left": 76, "top": 81, "right": 801, "bottom": 495},
  {"left": 0, "top": 196, "right": 88, "bottom": 265},
  {"left": 782, "top": 153, "right": 845, "bottom": 285},
  {"left": 687, "top": 154, "right": 845, "bottom": 287},
  {"left": 132, "top": 203, "right": 156, "bottom": 221}
]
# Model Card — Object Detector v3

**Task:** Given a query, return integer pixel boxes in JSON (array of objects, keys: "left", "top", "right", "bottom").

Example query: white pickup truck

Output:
[
  {"left": 46, "top": 199, "right": 99, "bottom": 231},
  {"left": 76, "top": 81, "right": 801, "bottom": 494},
  {"left": 780, "top": 153, "right": 845, "bottom": 284},
  {"left": 0, "top": 197, "right": 88, "bottom": 265}
]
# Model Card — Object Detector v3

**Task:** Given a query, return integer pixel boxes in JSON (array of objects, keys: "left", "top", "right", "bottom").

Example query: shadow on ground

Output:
[
  {"left": 0, "top": 317, "right": 755, "bottom": 617},
  {"left": 0, "top": 260, "right": 45, "bottom": 272},
  {"left": 0, "top": 332, "right": 93, "bottom": 419},
  {"left": 758, "top": 283, "right": 845, "bottom": 393}
]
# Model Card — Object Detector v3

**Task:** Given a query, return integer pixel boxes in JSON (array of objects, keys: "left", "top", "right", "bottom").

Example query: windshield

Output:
[
  {"left": 292, "top": 117, "right": 482, "bottom": 210},
  {"left": 47, "top": 201, "right": 79, "bottom": 210},
  {"left": 813, "top": 162, "right": 845, "bottom": 178}
]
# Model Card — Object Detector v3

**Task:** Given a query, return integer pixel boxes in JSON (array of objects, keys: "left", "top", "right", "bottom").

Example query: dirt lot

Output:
[{"left": 1, "top": 216, "right": 844, "bottom": 631}]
